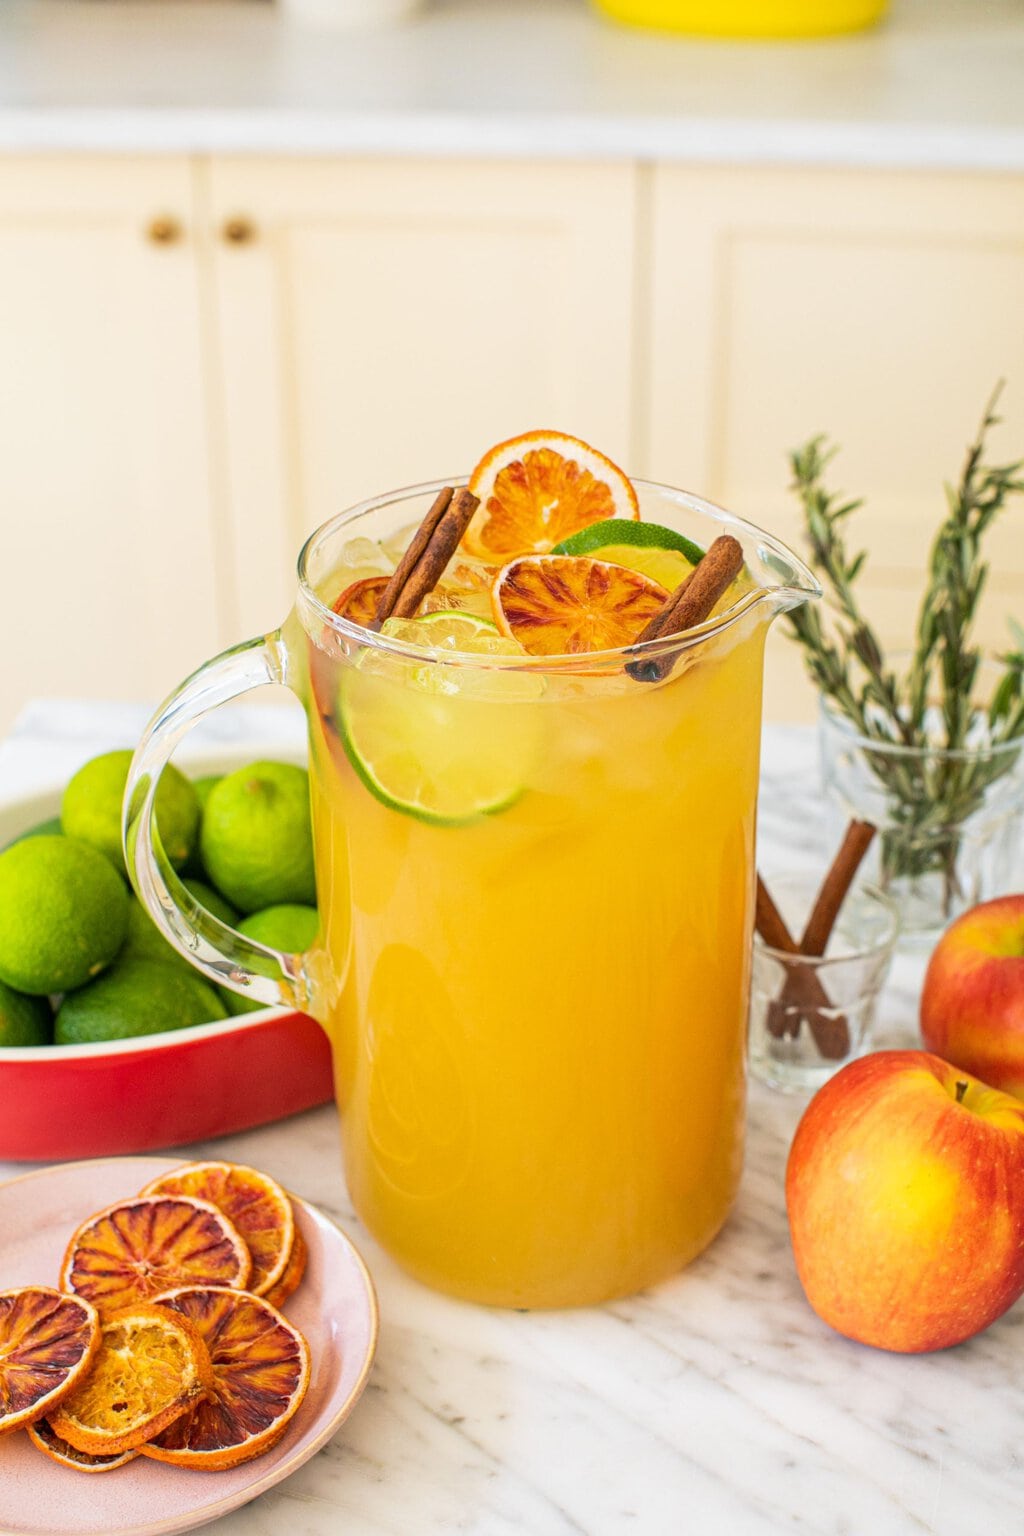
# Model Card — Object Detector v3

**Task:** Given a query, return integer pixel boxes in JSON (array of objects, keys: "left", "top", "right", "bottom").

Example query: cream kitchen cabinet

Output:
[
  {"left": 645, "top": 165, "right": 1024, "bottom": 720},
  {"left": 0, "top": 156, "right": 638, "bottom": 732},
  {"left": 204, "top": 158, "right": 639, "bottom": 637},
  {"left": 0, "top": 157, "right": 223, "bottom": 735},
  {"left": 4, "top": 153, "right": 1023, "bottom": 734}
]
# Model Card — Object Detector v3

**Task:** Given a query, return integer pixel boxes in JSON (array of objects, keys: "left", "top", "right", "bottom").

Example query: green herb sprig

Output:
[{"left": 787, "top": 384, "right": 1024, "bottom": 911}]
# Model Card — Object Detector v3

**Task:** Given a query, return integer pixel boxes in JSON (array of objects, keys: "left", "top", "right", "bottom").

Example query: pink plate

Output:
[
  {"left": 0, "top": 1156, "right": 379, "bottom": 1536},
  {"left": 0, "top": 759, "right": 335, "bottom": 1161}
]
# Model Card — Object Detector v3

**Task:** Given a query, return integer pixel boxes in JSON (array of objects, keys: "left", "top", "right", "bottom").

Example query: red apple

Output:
[
  {"left": 920, "top": 895, "right": 1024, "bottom": 1097},
  {"left": 786, "top": 1048, "right": 1024, "bottom": 1352}
]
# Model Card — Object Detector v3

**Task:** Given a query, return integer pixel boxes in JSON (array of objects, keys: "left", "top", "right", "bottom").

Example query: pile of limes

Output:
[{"left": 0, "top": 752, "right": 319, "bottom": 1047}]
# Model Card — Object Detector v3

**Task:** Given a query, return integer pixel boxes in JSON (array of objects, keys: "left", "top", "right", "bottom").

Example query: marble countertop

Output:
[
  {"left": 2, "top": 0, "right": 1024, "bottom": 167},
  {"left": 1, "top": 701, "right": 1022, "bottom": 1536}
]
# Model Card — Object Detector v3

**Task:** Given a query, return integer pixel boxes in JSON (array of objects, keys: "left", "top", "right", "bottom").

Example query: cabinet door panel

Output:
[
  {"left": 208, "top": 159, "right": 637, "bottom": 632},
  {"left": 0, "top": 158, "right": 218, "bottom": 734},
  {"left": 647, "top": 167, "right": 1024, "bottom": 721}
]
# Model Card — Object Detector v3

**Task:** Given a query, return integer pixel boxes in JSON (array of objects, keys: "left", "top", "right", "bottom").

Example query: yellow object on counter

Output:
[{"left": 591, "top": 0, "right": 888, "bottom": 37}]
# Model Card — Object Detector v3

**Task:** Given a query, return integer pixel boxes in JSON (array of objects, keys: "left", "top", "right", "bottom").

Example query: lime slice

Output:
[
  {"left": 337, "top": 611, "right": 543, "bottom": 826},
  {"left": 409, "top": 609, "right": 500, "bottom": 638},
  {"left": 552, "top": 518, "right": 705, "bottom": 591},
  {"left": 553, "top": 517, "right": 706, "bottom": 564}
]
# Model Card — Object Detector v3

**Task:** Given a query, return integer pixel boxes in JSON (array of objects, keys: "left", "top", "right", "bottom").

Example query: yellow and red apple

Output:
[
  {"left": 920, "top": 895, "right": 1024, "bottom": 1096},
  {"left": 786, "top": 1048, "right": 1024, "bottom": 1352}
]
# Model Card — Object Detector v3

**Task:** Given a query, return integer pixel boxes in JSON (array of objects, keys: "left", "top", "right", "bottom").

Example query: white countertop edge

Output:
[{"left": 3, "top": 109, "right": 1024, "bottom": 170}]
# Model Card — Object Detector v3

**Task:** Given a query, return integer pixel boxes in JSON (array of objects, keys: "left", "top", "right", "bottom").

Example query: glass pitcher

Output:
[{"left": 126, "top": 479, "right": 818, "bottom": 1309}]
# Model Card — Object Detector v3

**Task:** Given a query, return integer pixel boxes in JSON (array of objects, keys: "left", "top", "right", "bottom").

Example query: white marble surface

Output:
[
  {"left": 1, "top": 702, "right": 1023, "bottom": 1536},
  {"left": 1, "top": 0, "right": 1024, "bottom": 167}
]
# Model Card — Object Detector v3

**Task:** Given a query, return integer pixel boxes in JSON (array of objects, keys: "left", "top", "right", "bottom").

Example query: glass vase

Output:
[{"left": 819, "top": 702, "right": 1024, "bottom": 942}]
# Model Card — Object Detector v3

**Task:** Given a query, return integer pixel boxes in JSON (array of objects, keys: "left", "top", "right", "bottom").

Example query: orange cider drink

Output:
[{"left": 127, "top": 442, "right": 818, "bottom": 1310}]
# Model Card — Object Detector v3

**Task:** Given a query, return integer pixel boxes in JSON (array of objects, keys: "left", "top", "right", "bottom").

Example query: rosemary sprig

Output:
[
  {"left": 989, "top": 620, "right": 1024, "bottom": 740},
  {"left": 906, "top": 382, "right": 1024, "bottom": 748},
  {"left": 789, "top": 387, "right": 1024, "bottom": 754},
  {"left": 787, "top": 439, "right": 913, "bottom": 745},
  {"left": 786, "top": 386, "right": 1024, "bottom": 914}
]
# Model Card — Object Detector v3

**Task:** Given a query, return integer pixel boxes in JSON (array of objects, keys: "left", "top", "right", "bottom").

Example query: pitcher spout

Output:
[
  {"left": 627, "top": 480, "right": 820, "bottom": 631},
  {"left": 749, "top": 531, "right": 822, "bottom": 622}
]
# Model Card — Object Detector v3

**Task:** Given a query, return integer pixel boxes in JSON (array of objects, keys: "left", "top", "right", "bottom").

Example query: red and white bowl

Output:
[{"left": 0, "top": 749, "right": 334, "bottom": 1162}]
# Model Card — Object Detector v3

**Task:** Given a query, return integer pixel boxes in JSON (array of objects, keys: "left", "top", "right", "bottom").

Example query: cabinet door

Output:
[
  {"left": 0, "top": 158, "right": 219, "bottom": 736},
  {"left": 646, "top": 166, "right": 1024, "bottom": 721},
  {"left": 207, "top": 158, "right": 638, "bottom": 633}
]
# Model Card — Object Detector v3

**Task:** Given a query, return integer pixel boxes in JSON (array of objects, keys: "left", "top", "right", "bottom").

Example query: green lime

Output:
[
  {"left": 338, "top": 611, "right": 543, "bottom": 826},
  {"left": 221, "top": 904, "right": 319, "bottom": 1016},
  {"left": 200, "top": 762, "right": 316, "bottom": 914},
  {"left": 0, "top": 836, "right": 129, "bottom": 995},
  {"left": 54, "top": 958, "right": 227, "bottom": 1045},
  {"left": 122, "top": 896, "right": 189, "bottom": 971},
  {"left": 239, "top": 902, "right": 318, "bottom": 952},
  {"left": 0, "top": 979, "right": 52, "bottom": 1047},
  {"left": 182, "top": 877, "right": 239, "bottom": 927},
  {"left": 181, "top": 774, "right": 223, "bottom": 878},
  {"left": 552, "top": 518, "right": 705, "bottom": 591},
  {"left": 62, "top": 750, "right": 200, "bottom": 873},
  {"left": 123, "top": 878, "right": 239, "bottom": 974},
  {"left": 2, "top": 816, "right": 64, "bottom": 852},
  {"left": 192, "top": 775, "right": 222, "bottom": 813}
]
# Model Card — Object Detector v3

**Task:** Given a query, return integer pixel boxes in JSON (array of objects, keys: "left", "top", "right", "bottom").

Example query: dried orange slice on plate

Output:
[
  {"left": 0, "top": 1286, "right": 99, "bottom": 1435},
  {"left": 140, "top": 1161, "right": 296, "bottom": 1299},
  {"left": 263, "top": 1223, "right": 308, "bottom": 1310},
  {"left": 49, "top": 1303, "right": 211, "bottom": 1457},
  {"left": 493, "top": 555, "right": 668, "bottom": 656},
  {"left": 464, "top": 430, "right": 639, "bottom": 559},
  {"left": 27, "top": 1417, "right": 140, "bottom": 1473},
  {"left": 332, "top": 575, "right": 390, "bottom": 627},
  {"left": 61, "top": 1194, "right": 251, "bottom": 1316},
  {"left": 145, "top": 1287, "right": 311, "bottom": 1470}
]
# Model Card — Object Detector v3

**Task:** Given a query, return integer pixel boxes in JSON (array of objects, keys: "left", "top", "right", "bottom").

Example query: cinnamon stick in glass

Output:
[
  {"left": 756, "top": 820, "right": 876, "bottom": 1061},
  {"left": 373, "top": 486, "right": 480, "bottom": 626},
  {"left": 799, "top": 821, "right": 876, "bottom": 956}
]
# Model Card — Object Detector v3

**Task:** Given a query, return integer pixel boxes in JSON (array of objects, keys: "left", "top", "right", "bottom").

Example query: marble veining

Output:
[{"left": 1, "top": 701, "right": 1023, "bottom": 1535}]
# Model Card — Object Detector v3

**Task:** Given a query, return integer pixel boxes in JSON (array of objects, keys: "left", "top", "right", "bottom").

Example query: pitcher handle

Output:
[{"left": 123, "top": 631, "right": 316, "bottom": 1015}]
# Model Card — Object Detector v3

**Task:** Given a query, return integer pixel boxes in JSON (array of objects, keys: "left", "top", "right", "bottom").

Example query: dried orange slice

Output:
[
  {"left": 50, "top": 1304, "right": 211, "bottom": 1457},
  {"left": 0, "top": 1287, "right": 99, "bottom": 1435},
  {"left": 332, "top": 575, "right": 390, "bottom": 627},
  {"left": 464, "top": 430, "right": 639, "bottom": 559},
  {"left": 493, "top": 555, "right": 668, "bottom": 656},
  {"left": 27, "top": 1417, "right": 140, "bottom": 1472},
  {"left": 139, "top": 1161, "right": 295, "bottom": 1299},
  {"left": 61, "top": 1194, "right": 251, "bottom": 1317},
  {"left": 144, "top": 1287, "right": 311, "bottom": 1470},
  {"left": 263, "top": 1223, "right": 307, "bottom": 1311}
]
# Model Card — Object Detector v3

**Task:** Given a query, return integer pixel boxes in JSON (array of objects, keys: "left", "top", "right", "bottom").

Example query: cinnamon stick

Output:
[
  {"left": 756, "top": 874, "right": 851, "bottom": 1061},
  {"left": 372, "top": 486, "right": 479, "bottom": 627},
  {"left": 756, "top": 877, "right": 807, "bottom": 1039},
  {"left": 755, "top": 876, "right": 799, "bottom": 956},
  {"left": 311, "top": 485, "right": 478, "bottom": 789},
  {"left": 626, "top": 535, "right": 745, "bottom": 683},
  {"left": 799, "top": 820, "right": 875, "bottom": 956},
  {"left": 756, "top": 819, "right": 875, "bottom": 1062}
]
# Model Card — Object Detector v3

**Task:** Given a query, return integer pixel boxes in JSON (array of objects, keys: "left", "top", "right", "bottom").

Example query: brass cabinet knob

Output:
[
  {"left": 146, "top": 215, "right": 183, "bottom": 246},
  {"left": 222, "top": 216, "right": 258, "bottom": 246}
]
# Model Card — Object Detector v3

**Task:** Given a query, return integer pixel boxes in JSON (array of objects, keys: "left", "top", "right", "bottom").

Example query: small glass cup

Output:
[{"left": 749, "top": 876, "right": 899, "bottom": 1092}]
